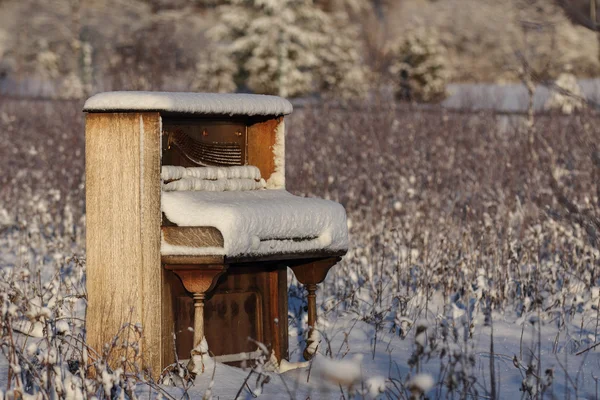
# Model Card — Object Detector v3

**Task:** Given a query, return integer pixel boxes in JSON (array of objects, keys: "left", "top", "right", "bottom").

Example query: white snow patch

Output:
[
  {"left": 266, "top": 120, "right": 285, "bottom": 189},
  {"left": 0, "top": 208, "right": 13, "bottom": 227},
  {"left": 83, "top": 91, "right": 293, "bottom": 116},
  {"left": 365, "top": 376, "right": 386, "bottom": 397},
  {"left": 189, "top": 337, "right": 213, "bottom": 376},
  {"left": 161, "top": 190, "right": 348, "bottom": 257},
  {"left": 25, "top": 343, "right": 38, "bottom": 357},
  {"left": 312, "top": 354, "right": 363, "bottom": 387},
  {"left": 162, "top": 165, "right": 262, "bottom": 182},
  {"left": 163, "top": 178, "right": 265, "bottom": 192},
  {"left": 305, "top": 328, "right": 320, "bottom": 357},
  {"left": 55, "top": 320, "right": 71, "bottom": 336},
  {"left": 278, "top": 359, "right": 310, "bottom": 373},
  {"left": 408, "top": 373, "right": 434, "bottom": 393},
  {"left": 161, "top": 166, "right": 266, "bottom": 192},
  {"left": 12, "top": 320, "right": 44, "bottom": 338}
]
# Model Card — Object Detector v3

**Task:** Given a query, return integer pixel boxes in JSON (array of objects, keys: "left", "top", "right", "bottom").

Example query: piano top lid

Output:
[{"left": 83, "top": 91, "right": 293, "bottom": 117}]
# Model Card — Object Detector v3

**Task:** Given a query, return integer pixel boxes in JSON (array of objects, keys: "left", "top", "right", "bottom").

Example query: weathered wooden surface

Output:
[
  {"left": 289, "top": 257, "right": 340, "bottom": 286},
  {"left": 164, "top": 264, "right": 228, "bottom": 293},
  {"left": 161, "top": 239, "right": 345, "bottom": 265},
  {"left": 86, "top": 112, "right": 169, "bottom": 378},
  {"left": 174, "top": 264, "right": 289, "bottom": 364},
  {"left": 164, "top": 264, "right": 227, "bottom": 349},
  {"left": 247, "top": 117, "right": 282, "bottom": 181},
  {"left": 273, "top": 267, "right": 289, "bottom": 361},
  {"left": 169, "top": 272, "right": 192, "bottom": 359},
  {"left": 161, "top": 254, "right": 225, "bottom": 265},
  {"left": 162, "top": 226, "right": 224, "bottom": 248}
]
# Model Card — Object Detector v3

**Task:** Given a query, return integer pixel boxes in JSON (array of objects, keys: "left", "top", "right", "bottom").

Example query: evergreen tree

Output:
[
  {"left": 389, "top": 28, "right": 448, "bottom": 103},
  {"left": 193, "top": 45, "right": 237, "bottom": 93},
  {"left": 317, "top": 11, "right": 369, "bottom": 99},
  {"left": 199, "top": 0, "right": 367, "bottom": 98}
]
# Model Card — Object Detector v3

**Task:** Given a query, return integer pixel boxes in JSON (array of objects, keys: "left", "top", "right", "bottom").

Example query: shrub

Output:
[{"left": 388, "top": 28, "right": 449, "bottom": 103}]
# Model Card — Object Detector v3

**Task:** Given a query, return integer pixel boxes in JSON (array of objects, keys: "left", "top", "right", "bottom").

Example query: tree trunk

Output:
[{"left": 592, "top": 0, "right": 600, "bottom": 68}]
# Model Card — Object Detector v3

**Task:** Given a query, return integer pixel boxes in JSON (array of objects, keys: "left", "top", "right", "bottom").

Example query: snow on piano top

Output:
[{"left": 83, "top": 91, "right": 293, "bottom": 116}]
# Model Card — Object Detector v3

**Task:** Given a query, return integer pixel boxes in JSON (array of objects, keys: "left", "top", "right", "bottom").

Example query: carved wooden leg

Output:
[
  {"left": 305, "top": 284, "right": 318, "bottom": 337},
  {"left": 290, "top": 257, "right": 340, "bottom": 360},
  {"left": 192, "top": 293, "right": 206, "bottom": 348},
  {"left": 164, "top": 265, "right": 227, "bottom": 356},
  {"left": 303, "top": 283, "right": 319, "bottom": 360}
]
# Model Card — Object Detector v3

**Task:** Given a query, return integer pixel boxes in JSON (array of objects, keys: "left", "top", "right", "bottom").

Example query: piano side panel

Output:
[
  {"left": 85, "top": 112, "right": 165, "bottom": 378},
  {"left": 139, "top": 113, "right": 169, "bottom": 377},
  {"left": 247, "top": 117, "right": 283, "bottom": 182}
]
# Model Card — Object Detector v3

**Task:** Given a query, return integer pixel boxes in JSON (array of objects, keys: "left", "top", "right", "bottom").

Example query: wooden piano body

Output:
[{"left": 84, "top": 92, "right": 348, "bottom": 378}]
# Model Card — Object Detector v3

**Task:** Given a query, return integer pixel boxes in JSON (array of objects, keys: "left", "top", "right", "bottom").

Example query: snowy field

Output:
[{"left": 1, "top": 97, "right": 600, "bottom": 398}]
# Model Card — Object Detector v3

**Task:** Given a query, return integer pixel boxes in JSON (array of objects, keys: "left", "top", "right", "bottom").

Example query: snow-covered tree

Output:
[
  {"left": 545, "top": 70, "right": 586, "bottom": 114},
  {"left": 388, "top": 28, "right": 448, "bottom": 103},
  {"left": 35, "top": 40, "right": 61, "bottom": 80},
  {"left": 59, "top": 72, "right": 85, "bottom": 99},
  {"left": 193, "top": 45, "right": 237, "bottom": 93},
  {"left": 206, "top": 0, "right": 321, "bottom": 97},
  {"left": 316, "top": 12, "right": 369, "bottom": 99},
  {"left": 200, "top": 0, "right": 368, "bottom": 98}
]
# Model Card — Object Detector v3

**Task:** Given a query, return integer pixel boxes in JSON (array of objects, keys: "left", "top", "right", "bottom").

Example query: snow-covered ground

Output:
[
  {"left": 2, "top": 98, "right": 600, "bottom": 398},
  {"left": 442, "top": 79, "right": 600, "bottom": 112},
  {"left": 4, "top": 295, "right": 600, "bottom": 399}
]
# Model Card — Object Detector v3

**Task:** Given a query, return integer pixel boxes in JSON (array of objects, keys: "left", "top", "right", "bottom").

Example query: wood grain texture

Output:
[
  {"left": 289, "top": 257, "right": 340, "bottom": 285},
  {"left": 164, "top": 264, "right": 228, "bottom": 293},
  {"left": 168, "top": 272, "right": 191, "bottom": 360},
  {"left": 173, "top": 293, "right": 194, "bottom": 358},
  {"left": 247, "top": 117, "right": 282, "bottom": 180},
  {"left": 174, "top": 264, "right": 289, "bottom": 364},
  {"left": 161, "top": 226, "right": 224, "bottom": 248},
  {"left": 276, "top": 267, "right": 289, "bottom": 360},
  {"left": 164, "top": 264, "right": 228, "bottom": 351},
  {"left": 85, "top": 112, "right": 164, "bottom": 378},
  {"left": 161, "top": 255, "right": 224, "bottom": 265},
  {"left": 269, "top": 270, "right": 281, "bottom": 361},
  {"left": 139, "top": 113, "right": 165, "bottom": 378},
  {"left": 161, "top": 268, "right": 177, "bottom": 374}
]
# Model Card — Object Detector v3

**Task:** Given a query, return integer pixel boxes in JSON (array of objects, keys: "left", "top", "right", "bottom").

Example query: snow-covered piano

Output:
[{"left": 84, "top": 92, "right": 348, "bottom": 377}]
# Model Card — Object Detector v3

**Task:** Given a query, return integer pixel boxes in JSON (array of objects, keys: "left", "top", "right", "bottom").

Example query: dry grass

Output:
[{"left": 1, "top": 96, "right": 600, "bottom": 398}]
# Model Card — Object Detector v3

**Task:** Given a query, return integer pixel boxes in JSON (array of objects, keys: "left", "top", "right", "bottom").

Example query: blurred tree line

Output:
[{"left": 0, "top": 0, "right": 597, "bottom": 102}]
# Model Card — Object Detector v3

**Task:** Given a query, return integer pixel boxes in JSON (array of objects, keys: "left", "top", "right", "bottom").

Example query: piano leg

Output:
[
  {"left": 290, "top": 257, "right": 340, "bottom": 360},
  {"left": 164, "top": 264, "right": 228, "bottom": 372}
]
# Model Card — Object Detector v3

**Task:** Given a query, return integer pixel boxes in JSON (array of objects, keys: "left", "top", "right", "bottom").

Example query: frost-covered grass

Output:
[
  {"left": 1, "top": 97, "right": 600, "bottom": 398},
  {"left": 286, "top": 103, "right": 600, "bottom": 398}
]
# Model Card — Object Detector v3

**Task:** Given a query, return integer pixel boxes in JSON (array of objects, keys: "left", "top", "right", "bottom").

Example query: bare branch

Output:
[{"left": 555, "top": 0, "right": 599, "bottom": 31}]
